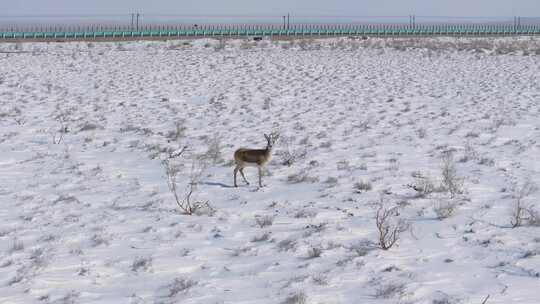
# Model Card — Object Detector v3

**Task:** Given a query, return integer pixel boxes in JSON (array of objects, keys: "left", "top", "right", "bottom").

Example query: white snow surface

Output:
[{"left": 1, "top": 37, "right": 540, "bottom": 303}]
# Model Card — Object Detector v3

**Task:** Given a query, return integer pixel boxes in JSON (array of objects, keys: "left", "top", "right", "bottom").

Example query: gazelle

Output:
[{"left": 233, "top": 133, "right": 279, "bottom": 187}]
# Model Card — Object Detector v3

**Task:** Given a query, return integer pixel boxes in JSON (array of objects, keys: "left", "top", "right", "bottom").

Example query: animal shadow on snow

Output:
[{"left": 203, "top": 181, "right": 235, "bottom": 189}]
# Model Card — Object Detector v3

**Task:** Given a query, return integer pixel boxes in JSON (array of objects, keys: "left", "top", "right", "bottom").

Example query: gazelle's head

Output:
[{"left": 264, "top": 132, "right": 280, "bottom": 151}]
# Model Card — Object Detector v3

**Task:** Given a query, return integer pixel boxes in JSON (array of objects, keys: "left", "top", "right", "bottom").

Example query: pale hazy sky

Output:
[{"left": 3, "top": 0, "right": 539, "bottom": 17}]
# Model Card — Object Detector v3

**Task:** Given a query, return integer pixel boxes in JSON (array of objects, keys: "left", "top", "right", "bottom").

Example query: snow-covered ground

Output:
[{"left": 1, "top": 37, "right": 540, "bottom": 304}]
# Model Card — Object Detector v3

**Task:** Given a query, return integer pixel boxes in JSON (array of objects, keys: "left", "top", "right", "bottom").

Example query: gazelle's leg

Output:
[
  {"left": 258, "top": 166, "right": 263, "bottom": 187},
  {"left": 239, "top": 168, "right": 250, "bottom": 185},
  {"left": 233, "top": 166, "right": 239, "bottom": 187}
]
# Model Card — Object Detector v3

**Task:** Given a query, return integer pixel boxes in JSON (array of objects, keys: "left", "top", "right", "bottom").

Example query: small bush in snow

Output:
[
  {"left": 79, "top": 122, "right": 103, "bottom": 132},
  {"left": 311, "top": 273, "right": 329, "bottom": 285},
  {"left": 432, "top": 294, "right": 462, "bottom": 304},
  {"left": 255, "top": 215, "right": 274, "bottom": 228},
  {"left": 280, "top": 41, "right": 293, "bottom": 50},
  {"left": 29, "top": 248, "right": 48, "bottom": 268},
  {"left": 324, "top": 176, "right": 339, "bottom": 187},
  {"left": 166, "top": 120, "right": 186, "bottom": 142},
  {"left": 304, "top": 222, "right": 328, "bottom": 234},
  {"left": 407, "top": 173, "right": 436, "bottom": 197},
  {"left": 433, "top": 199, "right": 458, "bottom": 220},
  {"left": 51, "top": 113, "right": 69, "bottom": 144},
  {"left": 375, "top": 199, "right": 409, "bottom": 250},
  {"left": 213, "top": 39, "right": 226, "bottom": 51},
  {"left": 132, "top": 256, "right": 152, "bottom": 273},
  {"left": 477, "top": 157, "right": 495, "bottom": 166},
  {"left": 0, "top": 260, "right": 13, "bottom": 268},
  {"left": 349, "top": 240, "right": 377, "bottom": 257},
  {"left": 387, "top": 158, "right": 400, "bottom": 172},
  {"left": 251, "top": 232, "right": 271, "bottom": 242},
  {"left": 287, "top": 169, "right": 319, "bottom": 184},
  {"left": 354, "top": 180, "right": 373, "bottom": 193},
  {"left": 527, "top": 209, "right": 540, "bottom": 227},
  {"left": 511, "top": 180, "right": 539, "bottom": 228},
  {"left": 375, "top": 282, "right": 406, "bottom": 299},
  {"left": 239, "top": 40, "right": 256, "bottom": 49},
  {"left": 277, "top": 239, "right": 297, "bottom": 252},
  {"left": 459, "top": 141, "right": 478, "bottom": 163},
  {"left": 440, "top": 151, "right": 464, "bottom": 198},
  {"left": 167, "top": 278, "right": 197, "bottom": 297},
  {"left": 282, "top": 291, "right": 307, "bottom": 304},
  {"left": 319, "top": 141, "right": 332, "bottom": 148},
  {"left": 297, "top": 39, "right": 314, "bottom": 51},
  {"left": 294, "top": 208, "right": 317, "bottom": 218},
  {"left": 306, "top": 246, "right": 323, "bottom": 259},
  {"left": 277, "top": 135, "right": 307, "bottom": 167},
  {"left": 90, "top": 233, "right": 110, "bottom": 247},
  {"left": 204, "top": 134, "right": 224, "bottom": 164},
  {"left": 9, "top": 238, "right": 24, "bottom": 253},
  {"left": 230, "top": 246, "right": 253, "bottom": 257},
  {"left": 55, "top": 291, "right": 81, "bottom": 304},
  {"left": 163, "top": 152, "right": 214, "bottom": 216},
  {"left": 9, "top": 107, "right": 26, "bottom": 126},
  {"left": 337, "top": 159, "right": 351, "bottom": 171},
  {"left": 416, "top": 128, "right": 427, "bottom": 138}
]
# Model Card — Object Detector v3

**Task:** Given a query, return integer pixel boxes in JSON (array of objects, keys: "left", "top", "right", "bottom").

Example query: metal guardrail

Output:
[{"left": 1, "top": 24, "right": 540, "bottom": 40}]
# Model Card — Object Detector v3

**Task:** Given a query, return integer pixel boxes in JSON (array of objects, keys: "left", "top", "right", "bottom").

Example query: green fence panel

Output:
[{"left": 2, "top": 24, "right": 540, "bottom": 40}]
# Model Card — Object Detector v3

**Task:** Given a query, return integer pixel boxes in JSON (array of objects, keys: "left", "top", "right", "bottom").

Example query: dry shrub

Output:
[
  {"left": 375, "top": 198, "right": 409, "bottom": 250},
  {"left": 440, "top": 151, "right": 464, "bottom": 198},
  {"left": 163, "top": 150, "right": 214, "bottom": 215},
  {"left": 407, "top": 174, "right": 436, "bottom": 197},
  {"left": 277, "top": 135, "right": 307, "bottom": 167},
  {"left": 434, "top": 199, "right": 458, "bottom": 220},
  {"left": 282, "top": 291, "right": 307, "bottom": 304},
  {"left": 511, "top": 180, "right": 539, "bottom": 228},
  {"left": 354, "top": 180, "right": 373, "bottom": 193}
]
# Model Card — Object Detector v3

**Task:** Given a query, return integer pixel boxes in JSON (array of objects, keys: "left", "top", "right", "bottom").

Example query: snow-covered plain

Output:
[{"left": 1, "top": 37, "right": 540, "bottom": 304}]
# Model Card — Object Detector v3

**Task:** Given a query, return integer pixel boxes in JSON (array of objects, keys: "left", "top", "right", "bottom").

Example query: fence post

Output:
[{"left": 287, "top": 13, "right": 290, "bottom": 30}]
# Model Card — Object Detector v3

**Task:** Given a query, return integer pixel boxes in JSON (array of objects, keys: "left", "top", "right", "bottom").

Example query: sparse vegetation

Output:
[
  {"left": 277, "top": 135, "right": 307, "bottom": 167},
  {"left": 3, "top": 37, "right": 540, "bottom": 303},
  {"left": 349, "top": 240, "right": 377, "bottom": 257},
  {"left": 287, "top": 169, "right": 319, "bottom": 184},
  {"left": 167, "top": 277, "right": 197, "bottom": 297},
  {"left": 251, "top": 232, "right": 271, "bottom": 242},
  {"left": 511, "top": 181, "right": 539, "bottom": 228},
  {"left": 337, "top": 160, "right": 351, "bottom": 171},
  {"left": 163, "top": 150, "right": 214, "bottom": 215},
  {"left": 132, "top": 256, "right": 153, "bottom": 273},
  {"left": 375, "top": 198, "right": 409, "bottom": 250},
  {"left": 9, "top": 238, "right": 24, "bottom": 253},
  {"left": 306, "top": 246, "right": 323, "bottom": 259},
  {"left": 204, "top": 134, "right": 224, "bottom": 164},
  {"left": 311, "top": 273, "right": 329, "bottom": 285},
  {"left": 255, "top": 215, "right": 274, "bottom": 228},
  {"left": 166, "top": 120, "right": 186, "bottom": 142},
  {"left": 51, "top": 113, "right": 69, "bottom": 144},
  {"left": 277, "top": 238, "right": 297, "bottom": 252},
  {"left": 354, "top": 180, "right": 373, "bottom": 193},
  {"left": 407, "top": 172, "right": 436, "bottom": 197},
  {"left": 440, "top": 151, "right": 464, "bottom": 198},
  {"left": 282, "top": 291, "right": 307, "bottom": 304},
  {"left": 375, "top": 282, "right": 406, "bottom": 299},
  {"left": 434, "top": 199, "right": 458, "bottom": 220}
]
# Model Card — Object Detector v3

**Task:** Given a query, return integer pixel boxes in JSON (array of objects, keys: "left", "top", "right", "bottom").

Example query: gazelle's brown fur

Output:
[{"left": 234, "top": 133, "right": 279, "bottom": 187}]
